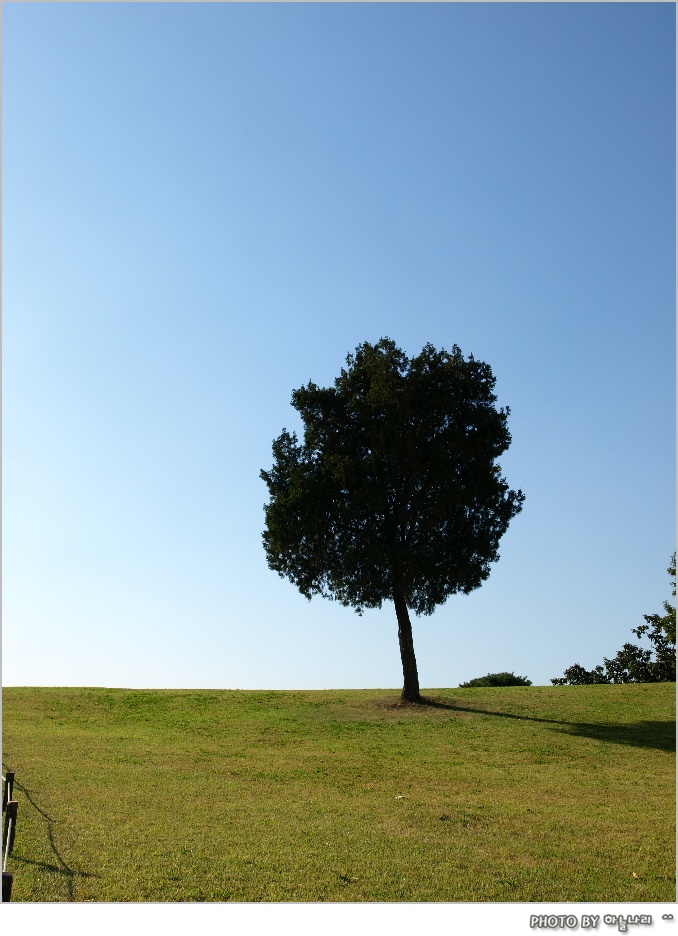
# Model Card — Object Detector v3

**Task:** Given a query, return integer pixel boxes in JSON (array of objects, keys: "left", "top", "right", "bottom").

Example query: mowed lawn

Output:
[{"left": 2, "top": 684, "right": 675, "bottom": 902}]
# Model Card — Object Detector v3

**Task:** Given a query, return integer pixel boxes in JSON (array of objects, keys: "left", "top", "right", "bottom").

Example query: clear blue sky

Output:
[{"left": 3, "top": 2, "right": 675, "bottom": 691}]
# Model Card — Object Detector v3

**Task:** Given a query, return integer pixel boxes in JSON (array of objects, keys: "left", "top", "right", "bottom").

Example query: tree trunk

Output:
[{"left": 394, "top": 590, "right": 421, "bottom": 702}]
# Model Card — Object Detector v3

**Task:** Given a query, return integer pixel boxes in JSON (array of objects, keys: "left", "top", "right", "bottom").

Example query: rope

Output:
[{"left": 2, "top": 818, "right": 13, "bottom": 873}]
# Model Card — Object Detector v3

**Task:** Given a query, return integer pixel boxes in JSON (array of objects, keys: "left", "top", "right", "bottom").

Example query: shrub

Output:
[{"left": 459, "top": 672, "right": 532, "bottom": 688}]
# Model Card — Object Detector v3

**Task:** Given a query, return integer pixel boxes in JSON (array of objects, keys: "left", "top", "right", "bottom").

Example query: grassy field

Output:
[{"left": 2, "top": 683, "right": 675, "bottom": 902}]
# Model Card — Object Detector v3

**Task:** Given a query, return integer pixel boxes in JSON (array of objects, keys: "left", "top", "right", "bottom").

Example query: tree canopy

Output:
[
  {"left": 551, "top": 553, "right": 676, "bottom": 685},
  {"left": 261, "top": 338, "right": 524, "bottom": 701}
]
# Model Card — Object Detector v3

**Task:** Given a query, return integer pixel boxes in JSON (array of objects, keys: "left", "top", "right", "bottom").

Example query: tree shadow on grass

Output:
[
  {"left": 3, "top": 769, "right": 96, "bottom": 900},
  {"left": 416, "top": 698, "right": 676, "bottom": 752},
  {"left": 554, "top": 719, "right": 675, "bottom": 752}
]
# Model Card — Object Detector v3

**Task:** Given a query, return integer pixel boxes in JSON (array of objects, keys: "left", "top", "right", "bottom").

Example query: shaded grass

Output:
[{"left": 2, "top": 683, "right": 675, "bottom": 902}]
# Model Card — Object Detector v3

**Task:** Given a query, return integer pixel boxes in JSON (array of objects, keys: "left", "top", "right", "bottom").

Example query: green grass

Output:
[{"left": 2, "top": 683, "right": 675, "bottom": 902}]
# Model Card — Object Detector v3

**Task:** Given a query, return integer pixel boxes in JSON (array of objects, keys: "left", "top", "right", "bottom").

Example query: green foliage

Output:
[
  {"left": 261, "top": 338, "right": 524, "bottom": 616},
  {"left": 459, "top": 672, "right": 532, "bottom": 687},
  {"left": 552, "top": 553, "right": 676, "bottom": 685}
]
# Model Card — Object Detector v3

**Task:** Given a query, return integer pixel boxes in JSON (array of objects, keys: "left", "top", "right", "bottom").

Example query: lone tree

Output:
[{"left": 260, "top": 338, "right": 524, "bottom": 702}]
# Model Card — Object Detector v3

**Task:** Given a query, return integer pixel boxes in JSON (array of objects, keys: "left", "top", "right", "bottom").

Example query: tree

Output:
[
  {"left": 260, "top": 338, "right": 525, "bottom": 702},
  {"left": 632, "top": 551, "right": 676, "bottom": 681},
  {"left": 459, "top": 672, "right": 532, "bottom": 687},
  {"left": 551, "top": 553, "right": 676, "bottom": 685}
]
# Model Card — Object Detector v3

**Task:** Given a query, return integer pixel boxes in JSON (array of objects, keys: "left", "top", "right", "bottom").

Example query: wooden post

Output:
[{"left": 2, "top": 872, "right": 13, "bottom": 901}]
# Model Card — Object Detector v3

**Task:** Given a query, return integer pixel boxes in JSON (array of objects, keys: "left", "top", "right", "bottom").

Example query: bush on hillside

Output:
[{"left": 459, "top": 672, "right": 532, "bottom": 688}]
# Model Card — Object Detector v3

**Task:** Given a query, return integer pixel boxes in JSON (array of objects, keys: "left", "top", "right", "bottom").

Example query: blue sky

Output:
[{"left": 3, "top": 2, "right": 675, "bottom": 691}]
